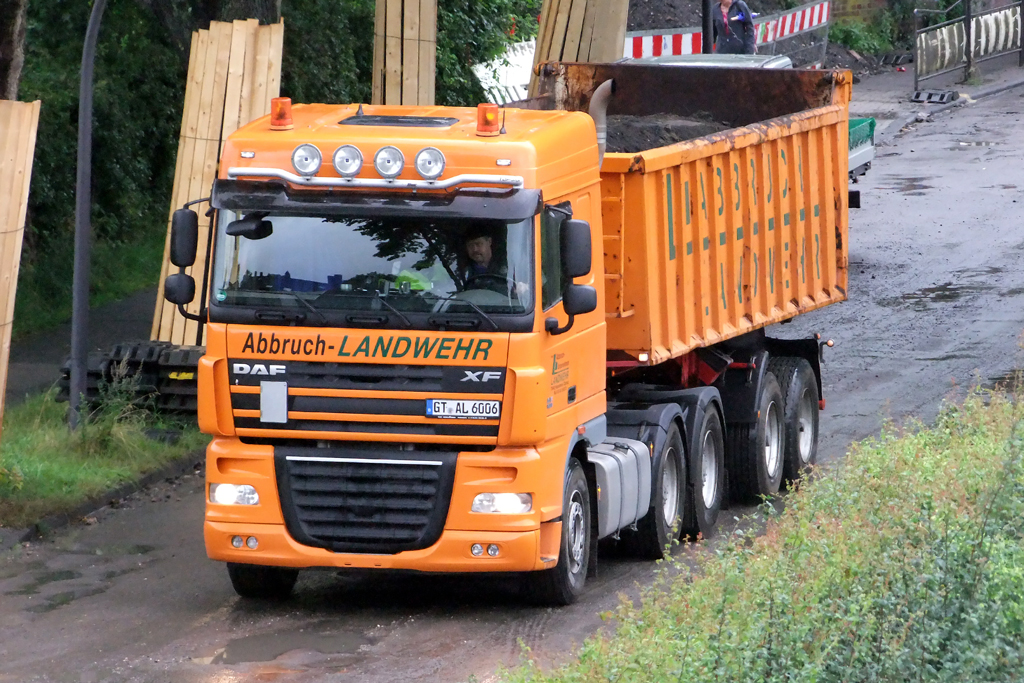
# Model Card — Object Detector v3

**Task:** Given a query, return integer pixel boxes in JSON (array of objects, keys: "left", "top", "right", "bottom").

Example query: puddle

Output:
[
  {"left": 6, "top": 569, "right": 82, "bottom": 596},
  {"left": 23, "top": 585, "right": 108, "bottom": 614},
  {"left": 878, "top": 281, "right": 993, "bottom": 310},
  {"left": 916, "top": 353, "right": 979, "bottom": 361},
  {"left": 212, "top": 628, "right": 373, "bottom": 665},
  {"left": 877, "top": 176, "right": 933, "bottom": 195}
]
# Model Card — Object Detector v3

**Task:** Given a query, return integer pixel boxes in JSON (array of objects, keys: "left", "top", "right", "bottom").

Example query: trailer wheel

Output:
[
  {"left": 226, "top": 563, "right": 299, "bottom": 600},
  {"left": 768, "top": 357, "right": 819, "bottom": 484},
  {"left": 726, "top": 372, "right": 785, "bottom": 502},
  {"left": 628, "top": 423, "right": 687, "bottom": 558},
  {"left": 682, "top": 408, "right": 725, "bottom": 539},
  {"left": 527, "top": 458, "right": 591, "bottom": 606}
]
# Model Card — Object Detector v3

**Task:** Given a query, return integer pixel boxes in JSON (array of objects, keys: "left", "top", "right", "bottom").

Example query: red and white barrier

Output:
[{"left": 623, "top": 0, "right": 831, "bottom": 58}]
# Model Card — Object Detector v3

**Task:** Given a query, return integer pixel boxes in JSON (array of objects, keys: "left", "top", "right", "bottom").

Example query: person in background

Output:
[{"left": 712, "top": 0, "right": 756, "bottom": 55}]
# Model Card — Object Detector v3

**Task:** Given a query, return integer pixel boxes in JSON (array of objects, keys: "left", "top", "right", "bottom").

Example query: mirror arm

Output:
[
  {"left": 545, "top": 315, "right": 575, "bottom": 336},
  {"left": 177, "top": 303, "right": 206, "bottom": 323}
]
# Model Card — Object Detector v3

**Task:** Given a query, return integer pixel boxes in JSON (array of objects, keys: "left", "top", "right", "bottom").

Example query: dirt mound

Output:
[
  {"left": 606, "top": 114, "right": 730, "bottom": 153},
  {"left": 627, "top": 0, "right": 796, "bottom": 31},
  {"left": 822, "top": 43, "right": 890, "bottom": 76}
]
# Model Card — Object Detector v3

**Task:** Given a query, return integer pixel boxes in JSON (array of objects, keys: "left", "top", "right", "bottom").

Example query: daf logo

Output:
[
  {"left": 461, "top": 370, "right": 502, "bottom": 383},
  {"left": 233, "top": 363, "right": 286, "bottom": 376}
]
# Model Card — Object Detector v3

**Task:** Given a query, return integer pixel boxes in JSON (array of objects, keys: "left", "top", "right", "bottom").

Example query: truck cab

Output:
[{"left": 167, "top": 101, "right": 619, "bottom": 604}]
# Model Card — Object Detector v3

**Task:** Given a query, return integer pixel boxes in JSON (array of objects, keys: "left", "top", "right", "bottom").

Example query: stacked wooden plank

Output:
[
  {"left": 527, "top": 0, "right": 630, "bottom": 97},
  {"left": 372, "top": 0, "right": 437, "bottom": 105},
  {"left": 151, "top": 19, "right": 284, "bottom": 346},
  {"left": 0, "top": 99, "right": 41, "bottom": 428}
]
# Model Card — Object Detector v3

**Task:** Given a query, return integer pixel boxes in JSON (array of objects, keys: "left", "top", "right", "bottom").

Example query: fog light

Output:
[
  {"left": 471, "top": 543, "right": 484, "bottom": 556},
  {"left": 292, "top": 143, "right": 322, "bottom": 176},
  {"left": 246, "top": 536, "right": 259, "bottom": 550},
  {"left": 414, "top": 147, "right": 445, "bottom": 180},
  {"left": 210, "top": 483, "right": 259, "bottom": 506},
  {"left": 333, "top": 145, "right": 363, "bottom": 177},
  {"left": 487, "top": 544, "right": 500, "bottom": 557},
  {"left": 373, "top": 146, "right": 404, "bottom": 178},
  {"left": 231, "top": 535, "right": 244, "bottom": 549},
  {"left": 471, "top": 493, "right": 532, "bottom": 514}
]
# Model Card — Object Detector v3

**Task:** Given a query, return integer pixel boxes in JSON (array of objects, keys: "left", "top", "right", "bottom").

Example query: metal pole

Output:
[
  {"left": 702, "top": 0, "right": 714, "bottom": 53},
  {"left": 1019, "top": 0, "right": 1023, "bottom": 67},
  {"left": 70, "top": 0, "right": 108, "bottom": 430},
  {"left": 914, "top": 9, "right": 920, "bottom": 91},
  {"left": 964, "top": 0, "right": 974, "bottom": 80}
]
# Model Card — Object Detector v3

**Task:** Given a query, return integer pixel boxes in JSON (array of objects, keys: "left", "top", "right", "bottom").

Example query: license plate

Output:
[{"left": 426, "top": 399, "right": 500, "bottom": 420}]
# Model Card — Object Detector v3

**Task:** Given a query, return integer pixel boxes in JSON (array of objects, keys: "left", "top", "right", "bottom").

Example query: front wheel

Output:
[
  {"left": 227, "top": 563, "right": 299, "bottom": 600},
  {"left": 527, "top": 458, "right": 591, "bottom": 606}
]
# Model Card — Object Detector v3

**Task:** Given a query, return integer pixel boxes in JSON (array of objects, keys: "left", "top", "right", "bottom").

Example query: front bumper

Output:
[{"left": 205, "top": 521, "right": 554, "bottom": 572}]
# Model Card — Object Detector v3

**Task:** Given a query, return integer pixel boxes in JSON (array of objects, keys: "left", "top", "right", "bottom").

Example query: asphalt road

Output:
[{"left": 2, "top": 88, "right": 1024, "bottom": 683}]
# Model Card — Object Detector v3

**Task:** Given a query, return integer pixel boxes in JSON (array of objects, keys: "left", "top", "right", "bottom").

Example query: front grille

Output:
[
  {"left": 275, "top": 447, "right": 457, "bottom": 554},
  {"left": 230, "top": 360, "right": 506, "bottom": 441}
]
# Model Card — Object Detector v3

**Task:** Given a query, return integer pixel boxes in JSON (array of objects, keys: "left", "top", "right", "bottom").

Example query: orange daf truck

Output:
[{"left": 163, "top": 63, "right": 851, "bottom": 605}]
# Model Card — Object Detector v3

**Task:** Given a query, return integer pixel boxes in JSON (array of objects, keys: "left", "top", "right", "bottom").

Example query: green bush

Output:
[
  {"left": 508, "top": 392, "right": 1024, "bottom": 682},
  {"left": 829, "top": 15, "right": 895, "bottom": 54}
]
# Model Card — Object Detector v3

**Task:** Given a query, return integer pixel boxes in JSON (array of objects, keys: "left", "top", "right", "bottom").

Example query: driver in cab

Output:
[{"left": 462, "top": 224, "right": 504, "bottom": 282}]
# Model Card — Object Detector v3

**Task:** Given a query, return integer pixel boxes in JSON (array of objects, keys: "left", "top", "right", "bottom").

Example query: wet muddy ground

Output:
[{"left": 2, "top": 90, "right": 1024, "bottom": 683}]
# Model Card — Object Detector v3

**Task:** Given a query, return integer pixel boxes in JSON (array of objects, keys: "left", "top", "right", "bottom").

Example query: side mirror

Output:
[
  {"left": 560, "top": 219, "right": 592, "bottom": 279},
  {"left": 226, "top": 217, "right": 273, "bottom": 240},
  {"left": 170, "top": 209, "right": 199, "bottom": 267},
  {"left": 164, "top": 273, "right": 196, "bottom": 306},
  {"left": 563, "top": 284, "right": 597, "bottom": 316}
]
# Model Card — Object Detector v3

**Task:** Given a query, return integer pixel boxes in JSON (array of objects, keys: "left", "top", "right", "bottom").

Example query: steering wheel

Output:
[{"left": 464, "top": 273, "right": 517, "bottom": 295}]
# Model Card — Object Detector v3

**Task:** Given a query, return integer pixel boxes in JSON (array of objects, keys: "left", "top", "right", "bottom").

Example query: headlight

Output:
[
  {"left": 471, "top": 492, "right": 532, "bottom": 514},
  {"left": 414, "top": 147, "right": 445, "bottom": 180},
  {"left": 210, "top": 483, "right": 259, "bottom": 506},
  {"left": 292, "top": 144, "right": 322, "bottom": 176},
  {"left": 332, "top": 145, "right": 363, "bottom": 177},
  {"left": 373, "top": 146, "right": 405, "bottom": 178}
]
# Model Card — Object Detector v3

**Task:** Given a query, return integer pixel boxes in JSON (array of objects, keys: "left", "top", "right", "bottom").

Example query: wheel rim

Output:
[
  {"left": 796, "top": 389, "right": 815, "bottom": 464},
  {"left": 764, "top": 401, "right": 782, "bottom": 479},
  {"left": 566, "top": 490, "right": 586, "bottom": 575},
  {"left": 661, "top": 447, "right": 680, "bottom": 526},
  {"left": 701, "top": 430, "right": 718, "bottom": 509}
]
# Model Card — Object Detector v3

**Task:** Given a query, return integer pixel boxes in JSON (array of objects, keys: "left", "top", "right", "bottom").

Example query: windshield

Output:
[{"left": 210, "top": 210, "right": 535, "bottom": 328}]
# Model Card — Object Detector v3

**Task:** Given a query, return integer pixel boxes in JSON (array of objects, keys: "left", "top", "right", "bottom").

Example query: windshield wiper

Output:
[
  {"left": 280, "top": 291, "right": 328, "bottom": 325},
  {"left": 430, "top": 295, "right": 499, "bottom": 331},
  {"left": 370, "top": 292, "right": 412, "bottom": 328}
]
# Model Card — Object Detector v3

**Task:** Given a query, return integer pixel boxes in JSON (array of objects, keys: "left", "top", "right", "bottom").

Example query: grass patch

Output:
[
  {"left": 0, "top": 368, "right": 207, "bottom": 529},
  {"left": 509, "top": 390, "right": 1024, "bottom": 682}
]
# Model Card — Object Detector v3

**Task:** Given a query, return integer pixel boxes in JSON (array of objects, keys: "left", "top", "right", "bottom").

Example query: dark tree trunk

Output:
[{"left": 0, "top": 0, "right": 28, "bottom": 100}]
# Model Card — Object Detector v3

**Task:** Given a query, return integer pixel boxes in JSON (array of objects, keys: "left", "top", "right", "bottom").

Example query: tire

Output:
[
  {"left": 768, "top": 357, "right": 819, "bottom": 485},
  {"left": 226, "top": 563, "right": 299, "bottom": 600},
  {"left": 682, "top": 408, "right": 725, "bottom": 540},
  {"left": 726, "top": 371, "right": 785, "bottom": 502},
  {"left": 630, "top": 423, "right": 687, "bottom": 558},
  {"left": 527, "top": 458, "right": 591, "bottom": 606}
]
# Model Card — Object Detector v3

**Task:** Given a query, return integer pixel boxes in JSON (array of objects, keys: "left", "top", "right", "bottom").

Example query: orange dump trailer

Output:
[
  {"left": 533, "top": 62, "right": 850, "bottom": 362},
  {"left": 161, "top": 63, "right": 852, "bottom": 606}
]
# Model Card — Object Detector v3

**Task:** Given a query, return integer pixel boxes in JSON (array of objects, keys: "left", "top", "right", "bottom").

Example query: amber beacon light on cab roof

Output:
[{"left": 163, "top": 62, "right": 851, "bottom": 604}]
